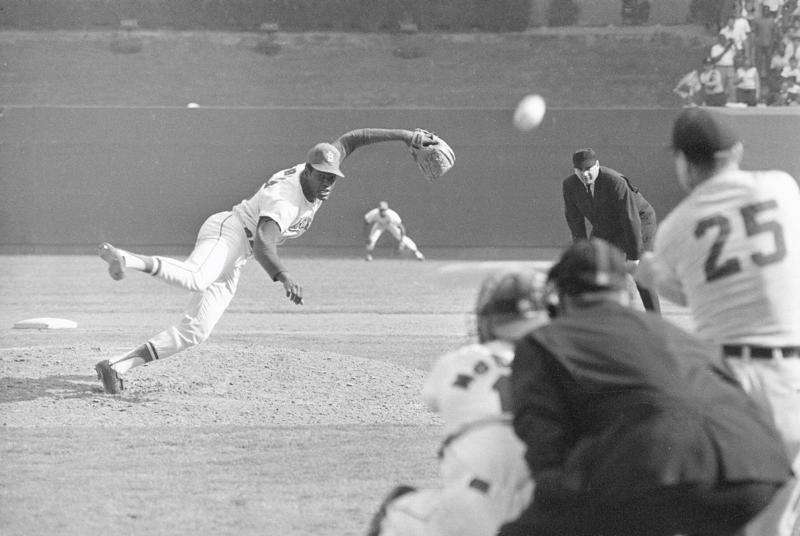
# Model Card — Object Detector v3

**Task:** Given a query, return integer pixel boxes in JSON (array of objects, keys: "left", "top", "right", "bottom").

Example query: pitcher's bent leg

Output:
[
  {"left": 148, "top": 277, "right": 238, "bottom": 360},
  {"left": 151, "top": 212, "right": 240, "bottom": 292}
]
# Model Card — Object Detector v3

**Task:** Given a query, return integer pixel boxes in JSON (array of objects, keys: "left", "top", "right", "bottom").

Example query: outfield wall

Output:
[
  {"left": 1, "top": 107, "right": 798, "bottom": 251},
  {"left": 0, "top": 0, "right": 691, "bottom": 31}
]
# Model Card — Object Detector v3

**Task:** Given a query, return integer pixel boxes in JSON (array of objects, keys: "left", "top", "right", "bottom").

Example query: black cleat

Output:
[{"left": 95, "top": 359, "right": 124, "bottom": 394}]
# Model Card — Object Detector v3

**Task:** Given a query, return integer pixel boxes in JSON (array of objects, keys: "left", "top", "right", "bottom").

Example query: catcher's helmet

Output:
[{"left": 475, "top": 269, "right": 550, "bottom": 343}]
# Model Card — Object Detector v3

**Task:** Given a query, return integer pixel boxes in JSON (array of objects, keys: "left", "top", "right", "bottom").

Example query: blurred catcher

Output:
[{"left": 366, "top": 269, "right": 549, "bottom": 536}]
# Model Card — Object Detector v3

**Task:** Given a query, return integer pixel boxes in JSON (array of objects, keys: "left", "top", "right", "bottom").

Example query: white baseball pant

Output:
[
  {"left": 378, "top": 424, "right": 533, "bottom": 536},
  {"left": 146, "top": 211, "right": 250, "bottom": 360},
  {"left": 729, "top": 353, "right": 800, "bottom": 536},
  {"left": 378, "top": 487, "right": 500, "bottom": 536},
  {"left": 367, "top": 224, "right": 419, "bottom": 252}
]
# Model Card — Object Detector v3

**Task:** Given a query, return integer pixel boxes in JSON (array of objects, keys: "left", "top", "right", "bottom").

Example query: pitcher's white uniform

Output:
[
  {"left": 364, "top": 206, "right": 421, "bottom": 254},
  {"left": 146, "top": 164, "right": 321, "bottom": 360},
  {"left": 377, "top": 340, "right": 534, "bottom": 536},
  {"left": 97, "top": 128, "right": 427, "bottom": 394},
  {"left": 645, "top": 168, "right": 800, "bottom": 535}
]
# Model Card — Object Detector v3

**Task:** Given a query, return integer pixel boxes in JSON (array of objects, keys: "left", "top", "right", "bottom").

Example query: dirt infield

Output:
[{"left": 0, "top": 253, "right": 691, "bottom": 535}]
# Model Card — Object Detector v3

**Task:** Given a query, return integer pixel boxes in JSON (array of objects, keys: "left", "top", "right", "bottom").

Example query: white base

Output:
[{"left": 13, "top": 317, "right": 78, "bottom": 329}]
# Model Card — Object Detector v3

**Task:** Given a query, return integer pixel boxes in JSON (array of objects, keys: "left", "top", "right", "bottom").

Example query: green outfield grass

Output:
[{"left": 0, "top": 253, "right": 692, "bottom": 536}]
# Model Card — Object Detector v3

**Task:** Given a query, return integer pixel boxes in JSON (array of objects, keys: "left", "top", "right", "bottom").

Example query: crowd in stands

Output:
[{"left": 674, "top": 0, "right": 800, "bottom": 106}]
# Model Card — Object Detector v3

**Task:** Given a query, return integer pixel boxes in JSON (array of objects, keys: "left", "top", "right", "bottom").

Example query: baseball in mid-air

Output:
[
  {"left": 187, "top": 102, "right": 199, "bottom": 108},
  {"left": 513, "top": 94, "right": 546, "bottom": 131}
]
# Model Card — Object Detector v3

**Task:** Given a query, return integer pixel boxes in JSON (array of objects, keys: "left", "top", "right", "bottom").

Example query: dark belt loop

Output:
[{"left": 723, "top": 344, "right": 800, "bottom": 359}]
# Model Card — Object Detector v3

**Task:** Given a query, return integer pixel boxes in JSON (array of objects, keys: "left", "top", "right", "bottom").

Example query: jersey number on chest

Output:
[
  {"left": 694, "top": 199, "right": 787, "bottom": 282},
  {"left": 451, "top": 354, "right": 513, "bottom": 412}
]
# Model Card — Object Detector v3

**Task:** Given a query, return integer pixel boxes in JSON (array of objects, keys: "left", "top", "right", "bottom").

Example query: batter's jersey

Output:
[
  {"left": 423, "top": 340, "right": 514, "bottom": 435},
  {"left": 232, "top": 164, "right": 323, "bottom": 244},
  {"left": 652, "top": 169, "right": 800, "bottom": 346},
  {"left": 364, "top": 207, "right": 403, "bottom": 229}
]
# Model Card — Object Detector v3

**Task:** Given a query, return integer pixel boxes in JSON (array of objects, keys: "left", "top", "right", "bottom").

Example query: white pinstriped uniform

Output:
[
  {"left": 232, "top": 164, "right": 322, "bottom": 243},
  {"left": 146, "top": 164, "right": 321, "bottom": 360},
  {"left": 376, "top": 340, "right": 533, "bottom": 536},
  {"left": 648, "top": 168, "right": 800, "bottom": 536}
]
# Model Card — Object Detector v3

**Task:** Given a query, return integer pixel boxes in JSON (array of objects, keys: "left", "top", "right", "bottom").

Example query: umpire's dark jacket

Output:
[
  {"left": 563, "top": 167, "right": 656, "bottom": 260},
  {"left": 509, "top": 302, "right": 790, "bottom": 502}
]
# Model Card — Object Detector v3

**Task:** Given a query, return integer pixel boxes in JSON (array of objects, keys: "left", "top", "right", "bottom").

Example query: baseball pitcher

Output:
[
  {"left": 94, "top": 128, "right": 454, "bottom": 394},
  {"left": 363, "top": 201, "right": 425, "bottom": 261}
]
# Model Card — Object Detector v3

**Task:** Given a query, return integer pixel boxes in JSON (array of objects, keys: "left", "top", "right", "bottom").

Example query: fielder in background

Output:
[
  {"left": 366, "top": 269, "right": 549, "bottom": 536},
  {"left": 500, "top": 238, "right": 792, "bottom": 536},
  {"left": 636, "top": 107, "right": 800, "bottom": 536},
  {"left": 363, "top": 201, "right": 425, "bottom": 261},
  {"left": 94, "top": 128, "right": 449, "bottom": 394},
  {"left": 561, "top": 148, "right": 660, "bottom": 313}
]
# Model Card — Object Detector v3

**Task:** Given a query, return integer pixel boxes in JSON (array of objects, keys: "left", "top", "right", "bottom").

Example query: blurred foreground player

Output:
[
  {"left": 366, "top": 269, "right": 550, "bottom": 536},
  {"left": 636, "top": 107, "right": 800, "bottom": 536},
  {"left": 500, "top": 239, "right": 791, "bottom": 536}
]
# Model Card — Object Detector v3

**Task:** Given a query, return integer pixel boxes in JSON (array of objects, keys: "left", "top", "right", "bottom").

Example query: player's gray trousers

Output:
[
  {"left": 147, "top": 211, "right": 250, "bottom": 359},
  {"left": 729, "top": 354, "right": 800, "bottom": 535}
]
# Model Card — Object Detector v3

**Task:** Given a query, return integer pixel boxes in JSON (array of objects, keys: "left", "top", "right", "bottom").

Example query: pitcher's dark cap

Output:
[
  {"left": 671, "top": 108, "right": 739, "bottom": 165},
  {"left": 572, "top": 148, "right": 598, "bottom": 170},
  {"left": 548, "top": 239, "right": 628, "bottom": 296},
  {"left": 306, "top": 143, "right": 344, "bottom": 177}
]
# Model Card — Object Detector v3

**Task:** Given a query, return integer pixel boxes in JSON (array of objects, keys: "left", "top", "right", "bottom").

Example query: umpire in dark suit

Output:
[
  {"left": 500, "top": 239, "right": 792, "bottom": 536},
  {"left": 562, "top": 148, "right": 660, "bottom": 313}
]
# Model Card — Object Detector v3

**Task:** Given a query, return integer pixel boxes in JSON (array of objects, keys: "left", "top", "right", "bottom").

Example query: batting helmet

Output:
[{"left": 475, "top": 269, "right": 550, "bottom": 343}]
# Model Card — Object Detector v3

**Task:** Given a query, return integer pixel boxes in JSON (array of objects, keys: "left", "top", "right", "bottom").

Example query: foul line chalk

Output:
[{"left": 438, "top": 260, "right": 553, "bottom": 274}]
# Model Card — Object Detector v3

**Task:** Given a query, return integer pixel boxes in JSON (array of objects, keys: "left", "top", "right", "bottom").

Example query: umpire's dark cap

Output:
[
  {"left": 572, "top": 148, "right": 598, "bottom": 170},
  {"left": 671, "top": 108, "right": 739, "bottom": 165},
  {"left": 548, "top": 239, "right": 628, "bottom": 296}
]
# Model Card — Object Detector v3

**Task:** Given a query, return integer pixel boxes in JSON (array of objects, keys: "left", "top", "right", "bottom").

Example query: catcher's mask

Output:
[{"left": 475, "top": 269, "right": 550, "bottom": 343}]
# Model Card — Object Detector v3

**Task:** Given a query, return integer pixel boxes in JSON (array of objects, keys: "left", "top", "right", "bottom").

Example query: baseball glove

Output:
[{"left": 409, "top": 129, "right": 455, "bottom": 181}]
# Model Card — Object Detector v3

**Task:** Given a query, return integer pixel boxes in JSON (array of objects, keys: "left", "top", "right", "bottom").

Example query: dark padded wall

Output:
[{"left": 1, "top": 107, "right": 798, "bottom": 250}]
